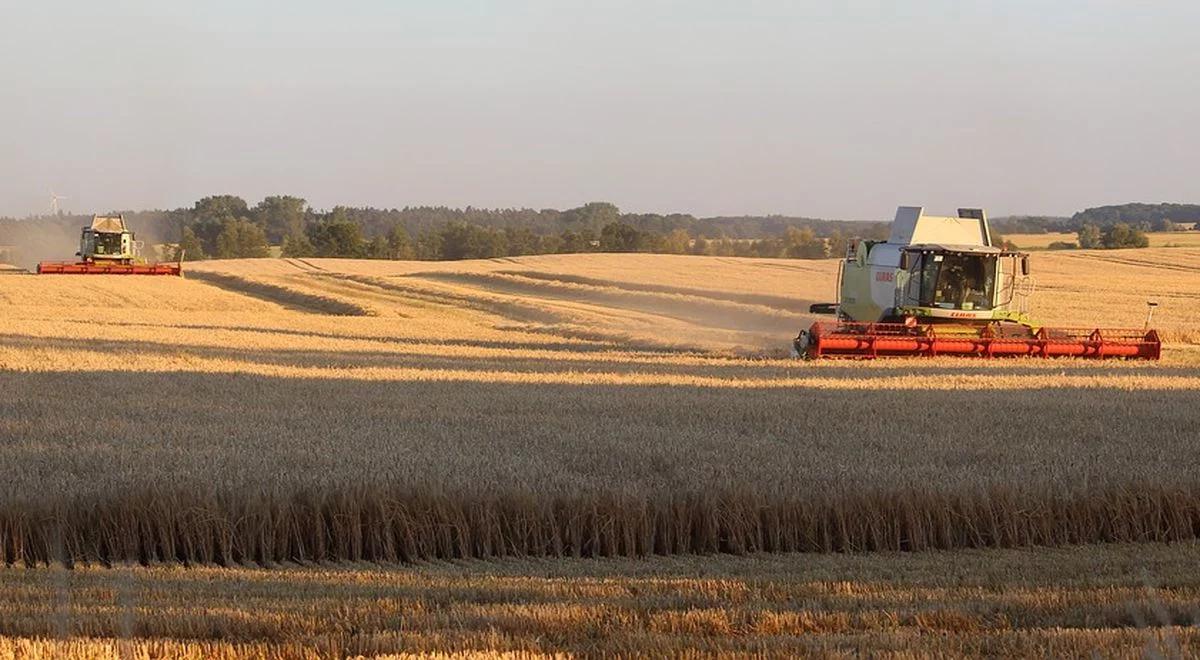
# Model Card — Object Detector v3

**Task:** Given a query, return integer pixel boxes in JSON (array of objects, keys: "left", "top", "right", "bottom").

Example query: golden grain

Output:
[{"left": 1, "top": 252, "right": 1198, "bottom": 569}]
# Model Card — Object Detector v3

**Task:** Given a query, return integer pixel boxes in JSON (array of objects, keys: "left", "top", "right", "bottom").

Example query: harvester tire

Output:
[{"left": 792, "top": 330, "right": 811, "bottom": 359}]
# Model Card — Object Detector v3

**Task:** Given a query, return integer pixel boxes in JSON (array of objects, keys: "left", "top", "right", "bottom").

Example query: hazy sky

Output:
[{"left": 1, "top": 1, "right": 1196, "bottom": 220}]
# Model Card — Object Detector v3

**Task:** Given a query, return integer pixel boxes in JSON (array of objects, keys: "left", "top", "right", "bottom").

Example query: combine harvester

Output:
[
  {"left": 37, "top": 214, "right": 182, "bottom": 276},
  {"left": 796, "top": 206, "right": 1160, "bottom": 359}
]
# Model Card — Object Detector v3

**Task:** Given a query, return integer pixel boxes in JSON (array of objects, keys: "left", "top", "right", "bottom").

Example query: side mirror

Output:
[
  {"left": 1020, "top": 256, "right": 1030, "bottom": 276},
  {"left": 898, "top": 252, "right": 910, "bottom": 270}
]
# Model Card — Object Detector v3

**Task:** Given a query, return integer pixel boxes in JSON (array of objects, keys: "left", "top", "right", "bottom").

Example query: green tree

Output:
[
  {"left": 367, "top": 236, "right": 390, "bottom": 259},
  {"left": 537, "top": 233, "right": 563, "bottom": 254},
  {"left": 1077, "top": 223, "right": 1102, "bottom": 249},
  {"left": 191, "top": 195, "right": 252, "bottom": 256},
  {"left": 386, "top": 225, "right": 415, "bottom": 259},
  {"left": 193, "top": 195, "right": 249, "bottom": 223},
  {"left": 711, "top": 238, "right": 736, "bottom": 257},
  {"left": 662, "top": 228, "right": 691, "bottom": 254},
  {"left": 558, "top": 230, "right": 586, "bottom": 253},
  {"left": 439, "top": 223, "right": 507, "bottom": 260},
  {"left": 254, "top": 196, "right": 308, "bottom": 244},
  {"left": 1102, "top": 223, "right": 1149, "bottom": 249},
  {"left": 504, "top": 227, "right": 539, "bottom": 256},
  {"left": 783, "top": 227, "right": 825, "bottom": 258},
  {"left": 579, "top": 229, "right": 599, "bottom": 251},
  {"left": 599, "top": 222, "right": 643, "bottom": 252},
  {"left": 171, "top": 226, "right": 206, "bottom": 261},
  {"left": 560, "top": 202, "right": 620, "bottom": 233},
  {"left": 281, "top": 232, "right": 315, "bottom": 257},
  {"left": 826, "top": 230, "right": 848, "bottom": 259},
  {"left": 415, "top": 231, "right": 443, "bottom": 260},
  {"left": 215, "top": 218, "right": 269, "bottom": 258},
  {"left": 308, "top": 219, "right": 365, "bottom": 257}
]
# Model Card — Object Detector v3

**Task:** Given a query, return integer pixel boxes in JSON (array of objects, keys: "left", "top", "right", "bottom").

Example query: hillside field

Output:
[
  {"left": 1006, "top": 230, "right": 1200, "bottom": 250},
  {"left": 2, "top": 250, "right": 1199, "bottom": 656}
]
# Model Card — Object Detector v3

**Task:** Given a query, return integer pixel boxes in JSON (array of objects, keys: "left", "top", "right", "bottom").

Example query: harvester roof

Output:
[
  {"left": 888, "top": 207, "right": 992, "bottom": 247},
  {"left": 904, "top": 244, "right": 1028, "bottom": 258},
  {"left": 89, "top": 215, "right": 128, "bottom": 233}
]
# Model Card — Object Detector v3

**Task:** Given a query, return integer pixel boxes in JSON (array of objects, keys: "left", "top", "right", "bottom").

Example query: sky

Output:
[{"left": 1, "top": 0, "right": 1196, "bottom": 221}]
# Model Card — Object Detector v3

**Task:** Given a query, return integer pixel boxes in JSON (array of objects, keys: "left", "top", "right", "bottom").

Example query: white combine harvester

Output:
[
  {"left": 795, "top": 206, "right": 1160, "bottom": 359},
  {"left": 37, "top": 214, "right": 182, "bottom": 276}
]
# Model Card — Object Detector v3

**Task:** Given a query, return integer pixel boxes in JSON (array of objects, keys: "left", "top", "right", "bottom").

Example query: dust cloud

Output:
[
  {"left": 0, "top": 214, "right": 175, "bottom": 271},
  {"left": 0, "top": 217, "right": 85, "bottom": 272}
]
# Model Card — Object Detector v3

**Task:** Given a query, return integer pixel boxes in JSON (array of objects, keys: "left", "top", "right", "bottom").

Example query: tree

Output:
[
  {"left": 578, "top": 229, "right": 599, "bottom": 251},
  {"left": 1077, "top": 224, "right": 1102, "bottom": 249},
  {"left": 171, "top": 226, "right": 206, "bottom": 261},
  {"left": 439, "top": 223, "right": 507, "bottom": 260},
  {"left": 1102, "top": 223, "right": 1149, "bottom": 249},
  {"left": 783, "top": 227, "right": 825, "bottom": 258},
  {"left": 415, "top": 231, "right": 443, "bottom": 260},
  {"left": 254, "top": 196, "right": 308, "bottom": 244},
  {"left": 1073, "top": 203, "right": 1200, "bottom": 229},
  {"left": 386, "top": 225, "right": 415, "bottom": 259},
  {"left": 826, "top": 230, "right": 848, "bottom": 259},
  {"left": 193, "top": 195, "right": 249, "bottom": 223},
  {"left": 214, "top": 218, "right": 269, "bottom": 258},
  {"left": 537, "top": 233, "right": 563, "bottom": 254},
  {"left": 367, "top": 236, "right": 390, "bottom": 259},
  {"left": 662, "top": 229, "right": 691, "bottom": 254},
  {"left": 504, "top": 227, "right": 539, "bottom": 256},
  {"left": 558, "top": 230, "right": 586, "bottom": 253},
  {"left": 281, "top": 232, "right": 315, "bottom": 257},
  {"left": 599, "top": 222, "right": 643, "bottom": 252},
  {"left": 308, "top": 219, "right": 365, "bottom": 257},
  {"left": 560, "top": 202, "right": 621, "bottom": 233}
]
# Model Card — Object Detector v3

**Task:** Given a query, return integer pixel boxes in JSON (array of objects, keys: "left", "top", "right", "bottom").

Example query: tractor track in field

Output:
[
  {"left": 1062, "top": 252, "right": 1200, "bottom": 273},
  {"left": 188, "top": 271, "right": 373, "bottom": 316},
  {"left": 493, "top": 270, "right": 812, "bottom": 313}
]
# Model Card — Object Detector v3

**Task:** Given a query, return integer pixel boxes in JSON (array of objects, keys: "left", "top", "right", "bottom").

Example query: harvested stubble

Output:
[
  {"left": 1, "top": 252, "right": 1200, "bottom": 568},
  {"left": 2, "top": 542, "right": 1199, "bottom": 657}
]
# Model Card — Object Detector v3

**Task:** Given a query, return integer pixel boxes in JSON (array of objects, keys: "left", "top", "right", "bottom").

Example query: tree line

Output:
[
  {"left": 7, "top": 197, "right": 1192, "bottom": 262},
  {"left": 11, "top": 196, "right": 885, "bottom": 262},
  {"left": 183, "top": 206, "right": 873, "bottom": 262},
  {"left": 993, "top": 203, "right": 1200, "bottom": 235}
]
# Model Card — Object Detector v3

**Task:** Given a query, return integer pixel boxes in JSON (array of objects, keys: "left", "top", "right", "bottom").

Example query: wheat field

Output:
[
  {"left": 1007, "top": 230, "right": 1200, "bottom": 250},
  {"left": 2, "top": 250, "right": 1199, "bottom": 655}
]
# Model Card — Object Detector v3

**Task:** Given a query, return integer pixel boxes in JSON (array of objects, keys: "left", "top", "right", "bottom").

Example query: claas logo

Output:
[{"left": 874, "top": 271, "right": 894, "bottom": 282}]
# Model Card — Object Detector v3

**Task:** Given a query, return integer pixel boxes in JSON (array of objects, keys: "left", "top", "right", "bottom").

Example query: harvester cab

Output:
[
  {"left": 796, "top": 206, "right": 1160, "bottom": 359},
  {"left": 835, "top": 207, "right": 1032, "bottom": 325},
  {"left": 37, "top": 214, "right": 182, "bottom": 276},
  {"left": 78, "top": 215, "right": 139, "bottom": 264}
]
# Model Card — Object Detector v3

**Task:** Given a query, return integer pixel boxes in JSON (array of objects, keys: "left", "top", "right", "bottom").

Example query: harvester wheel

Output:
[{"left": 792, "top": 330, "right": 812, "bottom": 358}]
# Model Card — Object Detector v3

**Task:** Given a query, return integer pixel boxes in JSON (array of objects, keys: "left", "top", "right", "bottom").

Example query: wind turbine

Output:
[{"left": 49, "top": 190, "right": 68, "bottom": 216}]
